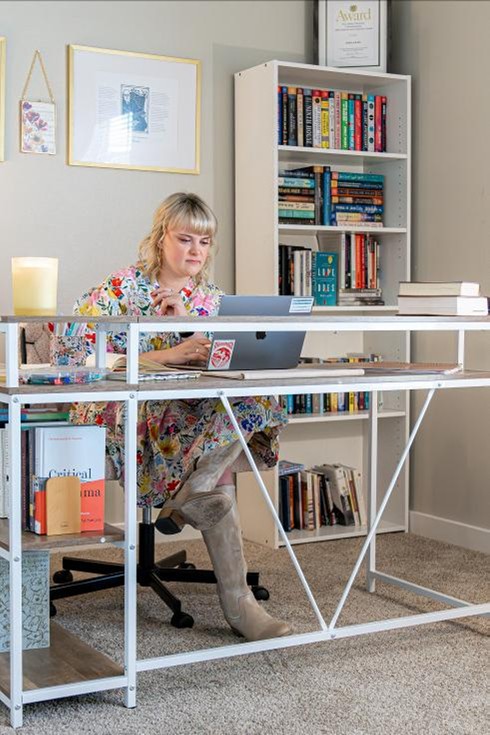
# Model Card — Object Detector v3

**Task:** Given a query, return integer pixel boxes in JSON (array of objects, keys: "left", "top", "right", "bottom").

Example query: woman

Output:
[{"left": 72, "top": 192, "right": 291, "bottom": 642}]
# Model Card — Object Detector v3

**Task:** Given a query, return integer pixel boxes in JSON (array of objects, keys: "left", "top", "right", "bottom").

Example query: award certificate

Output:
[{"left": 327, "top": 1, "right": 381, "bottom": 68}]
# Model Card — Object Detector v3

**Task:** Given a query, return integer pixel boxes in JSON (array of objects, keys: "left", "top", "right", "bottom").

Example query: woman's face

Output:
[{"left": 160, "top": 228, "right": 211, "bottom": 280}]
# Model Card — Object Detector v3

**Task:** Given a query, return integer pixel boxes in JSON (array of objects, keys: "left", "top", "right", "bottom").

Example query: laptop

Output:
[{"left": 205, "top": 295, "right": 314, "bottom": 371}]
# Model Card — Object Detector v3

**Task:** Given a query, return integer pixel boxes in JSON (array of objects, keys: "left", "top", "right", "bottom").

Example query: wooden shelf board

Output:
[
  {"left": 285, "top": 410, "right": 406, "bottom": 425},
  {"left": 280, "top": 520, "right": 405, "bottom": 546},
  {"left": 278, "top": 145, "right": 407, "bottom": 165},
  {"left": 278, "top": 225, "right": 406, "bottom": 235},
  {"left": 312, "top": 305, "right": 398, "bottom": 313},
  {"left": 0, "top": 622, "right": 123, "bottom": 694},
  {"left": 0, "top": 520, "right": 124, "bottom": 551}
]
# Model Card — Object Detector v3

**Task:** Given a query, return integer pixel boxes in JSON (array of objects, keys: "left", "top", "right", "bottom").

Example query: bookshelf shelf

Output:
[
  {"left": 278, "top": 145, "right": 408, "bottom": 166},
  {"left": 0, "top": 520, "right": 123, "bottom": 551},
  {"left": 278, "top": 225, "right": 407, "bottom": 235},
  {"left": 285, "top": 409, "right": 406, "bottom": 425},
  {"left": 235, "top": 60, "right": 411, "bottom": 549},
  {"left": 280, "top": 520, "right": 405, "bottom": 546},
  {"left": 0, "top": 623, "right": 123, "bottom": 698}
]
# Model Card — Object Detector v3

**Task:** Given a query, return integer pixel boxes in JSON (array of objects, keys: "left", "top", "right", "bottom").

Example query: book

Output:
[
  {"left": 86, "top": 352, "right": 202, "bottom": 382},
  {"left": 397, "top": 296, "right": 488, "bottom": 316},
  {"left": 34, "top": 425, "right": 106, "bottom": 532},
  {"left": 360, "top": 361, "right": 462, "bottom": 375},
  {"left": 199, "top": 366, "right": 365, "bottom": 381},
  {"left": 398, "top": 281, "right": 480, "bottom": 297},
  {"left": 45, "top": 476, "right": 81, "bottom": 536}
]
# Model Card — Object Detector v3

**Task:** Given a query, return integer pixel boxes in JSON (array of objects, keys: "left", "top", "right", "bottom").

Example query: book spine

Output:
[
  {"left": 381, "top": 96, "right": 387, "bottom": 152},
  {"left": 341, "top": 92, "right": 349, "bottom": 149},
  {"left": 334, "top": 91, "right": 342, "bottom": 149},
  {"left": 304, "top": 88, "right": 313, "bottom": 147},
  {"left": 331, "top": 172, "right": 384, "bottom": 183},
  {"left": 375, "top": 95, "right": 383, "bottom": 152},
  {"left": 329, "top": 91, "right": 335, "bottom": 149},
  {"left": 312, "top": 90, "right": 322, "bottom": 148},
  {"left": 296, "top": 87, "right": 304, "bottom": 147},
  {"left": 362, "top": 94, "right": 368, "bottom": 151},
  {"left": 287, "top": 87, "right": 297, "bottom": 146},
  {"left": 322, "top": 167, "right": 331, "bottom": 226},
  {"left": 277, "top": 85, "right": 282, "bottom": 145},
  {"left": 348, "top": 94, "right": 355, "bottom": 150},
  {"left": 278, "top": 176, "right": 315, "bottom": 188},
  {"left": 281, "top": 86, "right": 288, "bottom": 145},
  {"left": 367, "top": 95, "right": 375, "bottom": 151},
  {"left": 321, "top": 90, "right": 329, "bottom": 148},
  {"left": 354, "top": 94, "right": 362, "bottom": 151}
]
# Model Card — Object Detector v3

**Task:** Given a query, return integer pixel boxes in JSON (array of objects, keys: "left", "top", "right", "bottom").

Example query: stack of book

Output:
[
  {"left": 331, "top": 172, "right": 384, "bottom": 227},
  {"left": 278, "top": 460, "right": 366, "bottom": 532},
  {"left": 277, "top": 86, "right": 387, "bottom": 152},
  {"left": 0, "top": 424, "right": 106, "bottom": 534},
  {"left": 278, "top": 168, "right": 384, "bottom": 228},
  {"left": 397, "top": 282, "right": 488, "bottom": 316},
  {"left": 278, "top": 244, "right": 338, "bottom": 305}
]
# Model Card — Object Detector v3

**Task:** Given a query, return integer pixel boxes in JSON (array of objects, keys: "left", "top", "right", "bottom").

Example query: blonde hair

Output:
[{"left": 138, "top": 192, "right": 218, "bottom": 285}]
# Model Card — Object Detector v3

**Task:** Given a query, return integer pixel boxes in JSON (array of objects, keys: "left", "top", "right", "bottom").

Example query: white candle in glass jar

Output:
[{"left": 11, "top": 257, "right": 59, "bottom": 316}]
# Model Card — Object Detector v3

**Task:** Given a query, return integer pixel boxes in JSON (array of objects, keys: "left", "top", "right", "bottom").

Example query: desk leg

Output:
[
  {"left": 219, "top": 394, "right": 328, "bottom": 633},
  {"left": 367, "top": 392, "right": 378, "bottom": 593},
  {"left": 329, "top": 388, "right": 436, "bottom": 631},
  {"left": 124, "top": 394, "right": 138, "bottom": 708},
  {"left": 8, "top": 398, "right": 23, "bottom": 728}
]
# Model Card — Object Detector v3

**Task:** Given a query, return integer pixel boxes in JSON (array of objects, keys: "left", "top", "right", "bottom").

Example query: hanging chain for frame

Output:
[{"left": 20, "top": 49, "right": 56, "bottom": 155}]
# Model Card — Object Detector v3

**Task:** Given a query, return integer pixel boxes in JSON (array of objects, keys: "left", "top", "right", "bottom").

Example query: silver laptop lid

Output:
[{"left": 208, "top": 295, "right": 313, "bottom": 370}]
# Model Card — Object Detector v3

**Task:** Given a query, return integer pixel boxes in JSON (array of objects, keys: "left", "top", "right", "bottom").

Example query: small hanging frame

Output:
[{"left": 20, "top": 49, "right": 56, "bottom": 155}]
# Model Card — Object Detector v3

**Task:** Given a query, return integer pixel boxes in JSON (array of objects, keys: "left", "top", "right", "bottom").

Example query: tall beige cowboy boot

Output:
[
  {"left": 155, "top": 441, "right": 243, "bottom": 535},
  {"left": 202, "top": 485, "right": 292, "bottom": 641}
]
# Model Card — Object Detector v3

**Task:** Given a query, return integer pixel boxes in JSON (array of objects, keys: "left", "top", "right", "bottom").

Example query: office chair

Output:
[{"left": 22, "top": 324, "right": 268, "bottom": 629}]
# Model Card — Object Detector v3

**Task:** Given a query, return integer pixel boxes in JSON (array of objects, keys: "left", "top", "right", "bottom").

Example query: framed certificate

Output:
[
  {"left": 315, "top": 0, "right": 387, "bottom": 72},
  {"left": 0, "top": 37, "right": 5, "bottom": 161},
  {"left": 67, "top": 44, "right": 201, "bottom": 174}
]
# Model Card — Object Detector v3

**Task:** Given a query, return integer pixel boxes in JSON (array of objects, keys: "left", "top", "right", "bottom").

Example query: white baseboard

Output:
[{"left": 409, "top": 511, "right": 490, "bottom": 554}]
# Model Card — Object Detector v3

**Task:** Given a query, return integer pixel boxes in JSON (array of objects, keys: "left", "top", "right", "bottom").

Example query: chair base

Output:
[{"left": 50, "top": 522, "right": 266, "bottom": 628}]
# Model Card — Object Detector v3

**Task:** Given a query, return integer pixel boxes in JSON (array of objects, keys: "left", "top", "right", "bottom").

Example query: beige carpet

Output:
[{"left": 2, "top": 533, "right": 488, "bottom": 734}]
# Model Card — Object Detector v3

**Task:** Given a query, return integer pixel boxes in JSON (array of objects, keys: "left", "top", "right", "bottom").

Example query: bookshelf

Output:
[{"left": 234, "top": 60, "right": 411, "bottom": 548}]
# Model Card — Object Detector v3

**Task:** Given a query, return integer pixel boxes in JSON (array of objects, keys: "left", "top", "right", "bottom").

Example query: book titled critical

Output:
[{"left": 35, "top": 425, "right": 106, "bottom": 532}]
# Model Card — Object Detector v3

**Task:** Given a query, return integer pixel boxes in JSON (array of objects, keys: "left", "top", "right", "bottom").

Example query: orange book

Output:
[{"left": 80, "top": 479, "right": 105, "bottom": 532}]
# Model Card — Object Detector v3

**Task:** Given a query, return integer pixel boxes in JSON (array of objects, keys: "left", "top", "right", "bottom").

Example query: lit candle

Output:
[{"left": 11, "top": 257, "right": 59, "bottom": 316}]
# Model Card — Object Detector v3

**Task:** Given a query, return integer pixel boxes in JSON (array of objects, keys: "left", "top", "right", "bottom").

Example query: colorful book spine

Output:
[
  {"left": 287, "top": 87, "right": 297, "bottom": 146},
  {"left": 304, "top": 88, "right": 313, "bottom": 147},
  {"left": 312, "top": 90, "right": 322, "bottom": 148},
  {"left": 341, "top": 92, "right": 349, "bottom": 149},
  {"left": 297, "top": 87, "right": 304, "bottom": 147},
  {"left": 321, "top": 90, "right": 330, "bottom": 148}
]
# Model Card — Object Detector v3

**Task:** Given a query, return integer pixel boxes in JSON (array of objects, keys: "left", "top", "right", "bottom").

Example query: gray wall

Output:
[
  {"left": 391, "top": 1, "right": 490, "bottom": 533},
  {"left": 0, "top": 0, "right": 313, "bottom": 312}
]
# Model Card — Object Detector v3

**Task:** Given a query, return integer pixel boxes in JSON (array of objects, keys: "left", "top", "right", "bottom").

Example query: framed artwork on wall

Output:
[
  {"left": 315, "top": 0, "right": 388, "bottom": 72},
  {"left": 0, "top": 37, "right": 5, "bottom": 161},
  {"left": 67, "top": 44, "right": 201, "bottom": 174}
]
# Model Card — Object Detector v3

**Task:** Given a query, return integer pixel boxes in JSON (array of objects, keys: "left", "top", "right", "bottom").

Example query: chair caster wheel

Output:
[
  {"left": 171, "top": 612, "right": 194, "bottom": 629},
  {"left": 50, "top": 603, "right": 57, "bottom": 618},
  {"left": 53, "top": 569, "right": 73, "bottom": 583},
  {"left": 252, "top": 585, "right": 269, "bottom": 601},
  {"left": 178, "top": 562, "right": 196, "bottom": 570}
]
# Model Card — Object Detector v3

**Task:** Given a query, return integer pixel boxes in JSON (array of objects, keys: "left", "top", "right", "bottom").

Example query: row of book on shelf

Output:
[
  {"left": 277, "top": 86, "right": 387, "bottom": 152},
  {"left": 279, "top": 168, "right": 384, "bottom": 227},
  {"left": 279, "top": 232, "right": 383, "bottom": 306},
  {"left": 397, "top": 281, "right": 489, "bottom": 316},
  {"left": 0, "top": 415, "right": 106, "bottom": 535},
  {"left": 280, "top": 354, "right": 382, "bottom": 415},
  {"left": 278, "top": 460, "right": 366, "bottom": 532}
]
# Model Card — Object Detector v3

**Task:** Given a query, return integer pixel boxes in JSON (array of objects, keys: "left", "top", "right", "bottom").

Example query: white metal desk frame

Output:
[{"left": 1, "top": 315, "right": 489, "bottom": 728}]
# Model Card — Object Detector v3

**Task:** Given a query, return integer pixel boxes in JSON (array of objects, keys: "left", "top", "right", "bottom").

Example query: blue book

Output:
[
  {"left": 322, "top": 167, "right": 331, "bottom": 225},
  {"left": 313, "top": 252, "right": 338, "bottom": 306}
]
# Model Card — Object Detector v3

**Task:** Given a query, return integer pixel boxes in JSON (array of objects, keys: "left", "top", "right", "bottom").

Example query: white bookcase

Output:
[{"left": 234, "top": 60, "right": 411, "bottom": 548}]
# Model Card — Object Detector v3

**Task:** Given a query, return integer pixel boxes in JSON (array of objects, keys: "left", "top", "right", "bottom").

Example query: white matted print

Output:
[
  {"left": 20, "top": 100, "right": 56, "bottom": 154},
  {"left": 67, "top": 44, "right": 201, "bottom": 173}
]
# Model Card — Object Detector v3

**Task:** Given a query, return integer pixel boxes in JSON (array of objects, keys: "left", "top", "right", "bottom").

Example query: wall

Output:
[
  {"left": 391, "top": 0, "right": 490, "bottom": 551},
  {"left": 0, "top": 0, "right": 313, "bottom": 311}
]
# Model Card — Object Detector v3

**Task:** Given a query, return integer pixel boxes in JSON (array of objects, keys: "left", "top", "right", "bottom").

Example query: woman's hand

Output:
[
  {"left": 161, "top": 337, "right": 211, "bottom": 366},
  {"left": 151, "top": 287, "right": 188, "bottom": 317}
]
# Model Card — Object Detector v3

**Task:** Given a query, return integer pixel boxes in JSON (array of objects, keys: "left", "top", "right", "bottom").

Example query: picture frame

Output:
[
  {"left": 0, "top": 37, "right": 5, "bottom": 161},
  {"left": 67, "top": 44, "right": 201, "bottom": 174},
  {"left": 315, "top": 0, "right": 387, "bottom": 72}
]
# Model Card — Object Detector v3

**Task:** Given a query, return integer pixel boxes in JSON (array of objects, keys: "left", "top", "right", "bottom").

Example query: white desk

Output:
[{"left": 1, "top": 315, "right": 489, "bottom": 728}]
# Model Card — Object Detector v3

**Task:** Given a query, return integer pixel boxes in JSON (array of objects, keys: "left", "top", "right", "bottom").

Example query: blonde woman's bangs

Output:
[{"left": 168, "top": 205, "right": 217, "bottom": 242}]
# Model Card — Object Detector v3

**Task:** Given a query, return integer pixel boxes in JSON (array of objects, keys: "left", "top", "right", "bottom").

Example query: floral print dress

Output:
[{"left": 70, "top": 264, "right": 288, "bottom": 507}]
